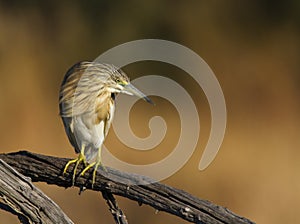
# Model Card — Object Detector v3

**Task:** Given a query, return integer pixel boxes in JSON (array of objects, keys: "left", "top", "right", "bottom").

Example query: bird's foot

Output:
[
  {"left": 80, "top": 161, "right": 105, "bottom": 188},
  {"left": 63, "top": 153, "right": 86, "bottom": 186}
]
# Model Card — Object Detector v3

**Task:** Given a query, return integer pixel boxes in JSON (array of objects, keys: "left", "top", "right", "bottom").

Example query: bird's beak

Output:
[{"left": 122, "top": 83, "right": 154, "bottom": 105}]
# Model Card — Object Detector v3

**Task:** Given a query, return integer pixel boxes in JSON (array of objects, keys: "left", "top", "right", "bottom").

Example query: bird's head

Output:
[{"left": 107, "top": 66, "right": 153, "bottom": 105}]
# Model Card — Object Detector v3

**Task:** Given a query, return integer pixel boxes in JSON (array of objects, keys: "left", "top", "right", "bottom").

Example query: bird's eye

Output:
[{"left": 116, "top": 79, "right": 123, "bottom": 85}]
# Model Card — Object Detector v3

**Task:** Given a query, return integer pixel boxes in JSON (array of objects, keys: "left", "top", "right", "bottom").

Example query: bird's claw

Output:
[
  {"left": 80, "top": 161, "right": 105, "bottom": 188},
  {"left": 63, "top": 153, "right": 86, "bottom": 186}
]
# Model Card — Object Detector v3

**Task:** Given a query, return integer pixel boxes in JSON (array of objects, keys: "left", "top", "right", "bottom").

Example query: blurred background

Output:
[{"left": 0, "top": 0, "right": 299, "bottom": 223}]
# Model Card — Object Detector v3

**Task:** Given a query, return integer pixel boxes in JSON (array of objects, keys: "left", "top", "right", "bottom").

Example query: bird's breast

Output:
[{"left": 94, "top": 96, "right": 115, "bottom": 125}]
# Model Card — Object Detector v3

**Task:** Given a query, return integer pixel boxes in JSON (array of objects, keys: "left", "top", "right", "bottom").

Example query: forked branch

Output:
[{"left": 0, "top": 151, "right": 255, "bottom": 224}]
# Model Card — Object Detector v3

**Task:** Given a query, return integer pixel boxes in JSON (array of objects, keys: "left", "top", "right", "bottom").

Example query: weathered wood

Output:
[
  {"left": 101, "top": 190, "right": 128, "bottom": 224},
  {"left": 0, "top": 151, "right": 255, "bottom": 224},
  {"left": 0, "top": 159, "right": 73, "bottom": 224}
]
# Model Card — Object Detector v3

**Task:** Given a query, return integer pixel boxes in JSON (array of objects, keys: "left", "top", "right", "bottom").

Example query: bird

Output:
[{"left": 59, "top": 61, "right": 153, "bottom": 187}]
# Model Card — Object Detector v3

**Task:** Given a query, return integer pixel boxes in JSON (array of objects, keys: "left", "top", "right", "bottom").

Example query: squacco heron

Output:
[{"left": 59, "top": 61, "right": 153, "bottom": 186}]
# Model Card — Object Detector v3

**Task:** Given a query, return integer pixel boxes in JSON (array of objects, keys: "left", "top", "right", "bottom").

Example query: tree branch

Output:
[
  {"left": 101, "top": 190, "right": 128, "bottom": 224},
  {"left": 0, "top": 151, "right": 255, "bottom": 224},
  {"left": 0, "top": 159, "right": 73, "bottom": 224}
]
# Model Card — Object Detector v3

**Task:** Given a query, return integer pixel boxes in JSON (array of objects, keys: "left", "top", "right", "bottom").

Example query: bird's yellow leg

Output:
[
  {"left": 63, "top": 144, "right": 86, "bottom": 185},
  {"left": 80, "top": 147, "right": 104, "bottom": 188}
]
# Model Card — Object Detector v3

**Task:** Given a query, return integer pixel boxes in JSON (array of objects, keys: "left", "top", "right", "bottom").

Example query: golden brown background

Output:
[{"left": 0, "top": 1, "right": 299, "bottom": 223}]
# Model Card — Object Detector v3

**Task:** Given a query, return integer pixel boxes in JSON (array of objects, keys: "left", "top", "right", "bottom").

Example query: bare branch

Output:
[
  {"left": 0, "top": 151, "right": 255, "bottom": 224},
  {"left": 101, "top": 190, "right": 128, "bottom": 224},
  {"left": 0, "top": 159, "right": 73, "bottom": 224}
]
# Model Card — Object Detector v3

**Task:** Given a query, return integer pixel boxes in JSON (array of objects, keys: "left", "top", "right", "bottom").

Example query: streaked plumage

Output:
[{"left": 59, "top": 61, "right": 152, "bottom": 186}]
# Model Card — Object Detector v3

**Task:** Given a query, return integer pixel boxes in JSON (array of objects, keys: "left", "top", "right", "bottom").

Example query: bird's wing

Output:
[
  {"left": 61, "top": 116, "right": 81, "bottom": 153},
  {"left": 59, "top": 61, "right": 106, "bottom": 117}
]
